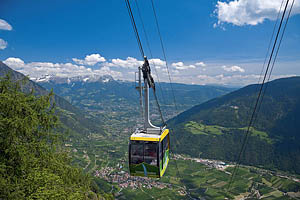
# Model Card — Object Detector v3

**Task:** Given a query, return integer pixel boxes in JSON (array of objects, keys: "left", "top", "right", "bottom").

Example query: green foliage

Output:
[
  {"left": 0, "top": 62, "right": 106, "bottom": 142},
  {"left": 169, "top": 76, "right": 300, "bottom": 173},
  {"left": 185, "top": 121, "right": 224, "bottom": 135},
  {"left": 0, "top": 75, "right": 101, "bottom": 200}
]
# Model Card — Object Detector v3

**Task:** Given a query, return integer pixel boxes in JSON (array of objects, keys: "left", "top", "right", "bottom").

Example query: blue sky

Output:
[{"left": 1, "top": 0, "right": 300, "bottom": 86}]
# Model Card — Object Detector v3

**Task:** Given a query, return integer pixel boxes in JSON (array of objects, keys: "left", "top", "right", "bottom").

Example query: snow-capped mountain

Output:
[{"left": 31, "top": 74, "right": 114, "bottom": 84}]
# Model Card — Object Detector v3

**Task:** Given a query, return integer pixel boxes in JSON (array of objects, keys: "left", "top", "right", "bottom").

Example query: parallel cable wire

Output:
[
  {"left": 125, "top": 2, "right": 184, "bottom": 197},
  {"left": 227, "top": 0, "right": 291, "bottom": 191},
  {"left": 150, "top": 1, "right": 195, "bottom": 198},
  {"left": 255, "top": 0, "right": 295, "bottom": 124},
  {"left": 134, "top": 0, "right": 167, "bottom": 125},
  {"left": 150, "top": 0, "right": 179, "bottom": 113},
  {"left": 242, "top": 0, "right": 285, "bottom": 165},
  {"left": 125, "top": 0, "right": 166, "bottom": 126},
  {"left": 135, "top": 0, "right": 165, "bottom": 103},
  {"left": 256, "top": 0, "right": 285, "bottom": 86},
  {"left": 153, "top": 87, "right": 166, "bottom": 126},
  {"left": 154, "top": 85, "right": 167, "bottom": 126},
  {"left": 252, "top": 0, "right": 285, "bottom": 124},
  {"left": 125, "top": 0, "right": 145, "bottom": 58},
  {"left": 268, "top": 0, "right": 295, "bottom": 83}
]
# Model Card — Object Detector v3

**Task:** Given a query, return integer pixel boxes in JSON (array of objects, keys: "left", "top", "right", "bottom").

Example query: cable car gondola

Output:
[{"left": 129, "top": 57, "right": 170, "bottom": 178}]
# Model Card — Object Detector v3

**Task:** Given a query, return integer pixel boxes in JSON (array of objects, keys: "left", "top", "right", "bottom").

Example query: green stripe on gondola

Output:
[
  {"left": 160, "top": 149, "right": 169, "bottom": 177},
  {"left": 129, "top": 162, "right": 160, "bottom": 177}
]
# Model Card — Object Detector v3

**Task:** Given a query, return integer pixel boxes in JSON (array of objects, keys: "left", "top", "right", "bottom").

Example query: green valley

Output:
[
  {"left": 184, "top": 121, "right": 272, "bottom": 143},
  {"left": 1, "top": 63, "right": 300, "bottom": 199}
]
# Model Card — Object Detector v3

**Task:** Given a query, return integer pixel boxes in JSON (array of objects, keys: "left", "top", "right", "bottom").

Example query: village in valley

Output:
[{"left": 92, "top": 153, "right": 233, "bottom": 191}]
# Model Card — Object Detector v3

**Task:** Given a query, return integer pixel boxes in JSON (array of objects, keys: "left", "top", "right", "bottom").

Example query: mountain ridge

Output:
[
  {"left": 169, "top": 76, "right": 300, "bottom": 173},
  {"left": 0, "top": 61, "right": 105, "bottom": 138},
  {"left": 32, "top": 74, "right": 115, "bottom": 84},
  {"left": 39, "top": 74, "right": 236, "bottom": 129}
]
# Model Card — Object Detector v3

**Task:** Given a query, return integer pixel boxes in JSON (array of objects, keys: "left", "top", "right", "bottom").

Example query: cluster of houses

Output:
[
  {"left": 173, "top": 154, "right": 230, "bottom": 170},
  {"left": 94, "top": 166, "right": 171, "bottom": 190}
]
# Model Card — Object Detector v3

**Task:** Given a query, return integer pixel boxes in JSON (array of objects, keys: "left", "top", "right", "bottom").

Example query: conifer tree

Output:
[{"left": 0, "top": 75, "right": 102, "bottom": 199}]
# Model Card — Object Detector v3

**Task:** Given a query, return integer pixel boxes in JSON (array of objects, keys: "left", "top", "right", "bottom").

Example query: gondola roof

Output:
[{"left": 130, "top": 129, "right": 169, "bottom": 142}]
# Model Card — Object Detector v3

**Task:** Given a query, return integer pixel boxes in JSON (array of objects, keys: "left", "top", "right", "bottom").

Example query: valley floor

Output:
[{"left": 67, "top": 131, "right": 300, "bottom": 199}]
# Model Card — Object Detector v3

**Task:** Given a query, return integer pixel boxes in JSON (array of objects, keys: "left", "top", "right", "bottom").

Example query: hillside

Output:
[
  {"left": 0, "top": 62, "right": 105, "bottom": 139},
  {"left": 169, "top": 76, "right": 300, "bottom": 174}
]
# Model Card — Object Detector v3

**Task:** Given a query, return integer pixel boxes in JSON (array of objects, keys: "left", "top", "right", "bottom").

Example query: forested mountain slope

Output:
[
  {"left": 169, "top": 76, "right": 300, "bottom": 173},
  {"left": 0, "top": 62, "right": 105, "bottom": 138}
]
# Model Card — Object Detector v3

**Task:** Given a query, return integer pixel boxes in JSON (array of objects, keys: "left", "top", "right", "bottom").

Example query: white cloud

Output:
[
  {"left": 162, "top": 68, "right": 168, "bottom": 73},
  {"left": 0, "top": 19, "right": 12, "bottom": 30},
  {"left": 171, "top": 61, "right": 206, "bottom": 70},
  {"left": 3, "top": 55, "right": 299, "bottom": 87},
  {"left": 72, "top": 53, "right": 106, "bottom": 66},
  {"left": 195, "top": 74, "right": 296, "bottom": 86},
  {"left": 0, "top": 19, "right": 12, "bottom": 50},
  {"left": 107, "top": 57, "right": 143, "bottom": 69},
  {"left": 3, "top": 56, "right": 166, "bottom": 81},
  {"left": 3, "top": 57, "right": 122, "bottom": 80},
  {"left": 196, "top": 74, "right": 259, "bottom": 85},
  {"left": 93, "top": 66, "right": 122, "bottom": 78},
  {"left": 149, "top": 58, "right": 166, "bottom": 69},
  {"left": 106, "top": 57, "right": 167, "bottom": 70},
  {"left": 3, "top": 57, "right": 25, "bottom": 69},
  {"left": 171, "top": 62, "right": 196, "bottom": 70},
  {"left": 172, "top": 70, "right": 180, "bottom": 75},
  {"left": 214, "top": 0, "right": 300, "bottom": 26},
  {"left": 195, "top": 62, "right": 206, "bottom": 67},
  {"left": 0, "top": 39, "right": 8, "bottom": 50},
  {"left": 222, "top": 65, "right": 245, "bottom": 72}
]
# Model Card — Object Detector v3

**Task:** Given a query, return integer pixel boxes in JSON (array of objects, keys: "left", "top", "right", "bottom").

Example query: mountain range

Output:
[
  {"left": 168, "top": 76, "right": 300, "bottom": 174},
  {"left": 31, "top": 73, "right": 114, "bottom": 84},
  {"left": 1, "top": 62, "right": 235, "bottom": 138},
  {"left": 3, "top": 61, "right": 300, "bottom": 174},
  {"left": 0, "top": 61, "right": 105, "bottom": 139},
  {"left": 39, "top": 74, "right": 235, "bottom": 128}
]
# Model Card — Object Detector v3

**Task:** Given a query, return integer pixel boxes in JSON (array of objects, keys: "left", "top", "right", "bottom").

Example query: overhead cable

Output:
[
  {"left": 228, "top": 0, "right": 292, "bottom": 191},
  {"left": 125, "top": 0, "right": 145, "bottom": 58}
]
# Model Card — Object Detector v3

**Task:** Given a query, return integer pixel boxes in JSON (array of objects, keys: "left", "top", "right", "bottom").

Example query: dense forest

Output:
[
  {"left": 169, "top": 77, "right": 300, "bottom": 174},
  {"left": 0, "top": 75, "right": 113, "bottom": 200}
]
